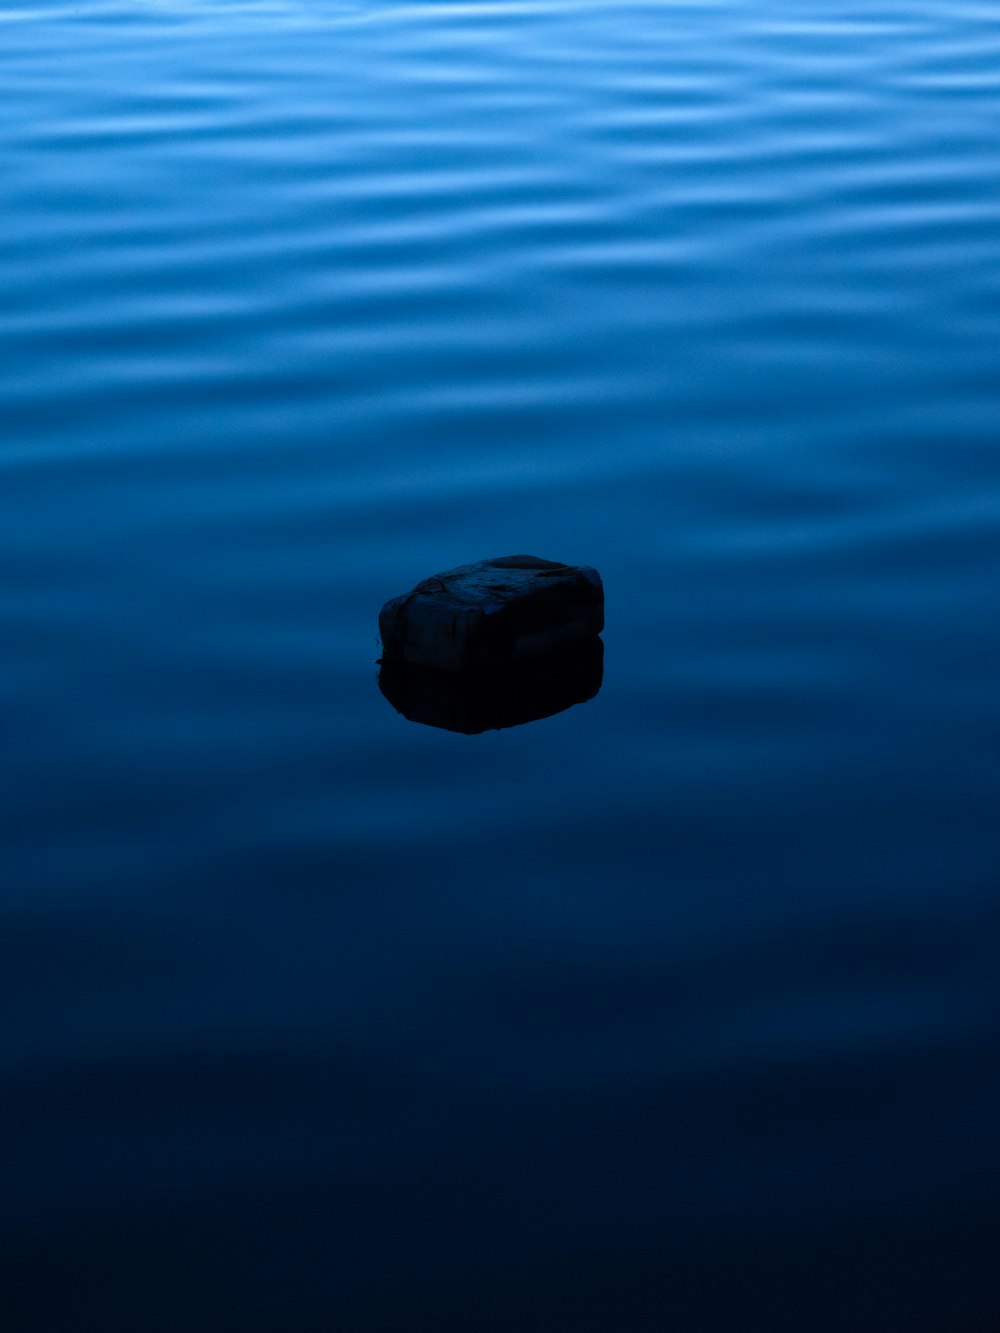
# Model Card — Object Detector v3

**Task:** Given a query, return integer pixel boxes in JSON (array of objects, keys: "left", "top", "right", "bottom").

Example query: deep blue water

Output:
[{"left": 3, "top": 2, "right": 1000, "bottom": 1329}]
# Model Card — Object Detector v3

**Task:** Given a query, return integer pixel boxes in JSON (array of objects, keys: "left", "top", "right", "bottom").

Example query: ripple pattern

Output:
[
  {"left": 4, "top": 5, "right": 1000, "bottom": 1332},
  {"left": 2, "top": 1, "right": 998, "bottom": 465}
]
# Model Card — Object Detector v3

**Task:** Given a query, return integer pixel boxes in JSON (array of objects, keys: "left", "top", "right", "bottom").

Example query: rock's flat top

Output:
[{"left": 379, "top": 555, "right": 603, "bottom": 671}]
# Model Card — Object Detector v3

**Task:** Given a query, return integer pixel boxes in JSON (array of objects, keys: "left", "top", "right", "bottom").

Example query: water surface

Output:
[{"left": 3, "top": 3, "right": 1000, "bottom": 1329}]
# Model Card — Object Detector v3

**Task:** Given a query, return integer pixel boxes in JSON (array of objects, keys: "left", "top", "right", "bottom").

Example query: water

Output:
[{"left": 3, "top": 2, "right": 1000, "bottom": 1328}]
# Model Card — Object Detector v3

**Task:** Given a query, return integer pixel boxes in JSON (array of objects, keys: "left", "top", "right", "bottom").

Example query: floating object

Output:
[
  {"left": 378, "top": 555, "right": 603, "bottom": 672},
  {"left": 379, "top": 638, "right": 603, "bottom": 735}
]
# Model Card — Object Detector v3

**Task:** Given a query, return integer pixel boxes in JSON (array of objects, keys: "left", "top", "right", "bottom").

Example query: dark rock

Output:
[
  {"left": 378, "top": 555, "right": 603, "bottom": 672},
  {"left": 378, "top": 638, "right": 603, "bottom": 734}
]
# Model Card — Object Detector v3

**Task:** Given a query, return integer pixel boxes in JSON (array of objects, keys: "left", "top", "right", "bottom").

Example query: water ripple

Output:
[{"left": 4, "top": 4, "right": 1000, "bottom": 1329}]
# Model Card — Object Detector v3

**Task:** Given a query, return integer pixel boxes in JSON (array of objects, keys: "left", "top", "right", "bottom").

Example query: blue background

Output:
[{"left": 3, "top": 2, "right": 1000, "bottom": 1328}]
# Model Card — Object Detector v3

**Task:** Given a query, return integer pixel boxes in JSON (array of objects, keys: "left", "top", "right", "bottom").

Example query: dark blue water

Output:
[{"left": 3, "top": 3, "right": 1000, "bottom": 1328}]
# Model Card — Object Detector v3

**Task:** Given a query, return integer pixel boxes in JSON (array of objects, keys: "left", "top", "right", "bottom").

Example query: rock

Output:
[
  {"left": 379, "top": 638, "right": 603, "bottom": 734},
  {"left": 378, "top": 555, "right": 603, "bottom": 672}
]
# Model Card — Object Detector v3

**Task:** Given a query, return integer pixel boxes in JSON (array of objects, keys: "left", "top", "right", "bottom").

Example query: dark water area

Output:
[{"left": 3, "top": 2, "right": 1000, "bottom": 1328}]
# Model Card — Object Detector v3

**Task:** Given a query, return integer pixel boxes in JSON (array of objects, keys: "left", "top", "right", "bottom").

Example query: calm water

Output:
[{"left": 3, "top": 2, "right": 1000, "bottom": 1328}]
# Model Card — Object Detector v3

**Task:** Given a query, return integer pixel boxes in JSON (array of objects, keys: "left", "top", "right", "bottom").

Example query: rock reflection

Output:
[{"left": 378, "top": 638, "right": 603, "bottom": 734}]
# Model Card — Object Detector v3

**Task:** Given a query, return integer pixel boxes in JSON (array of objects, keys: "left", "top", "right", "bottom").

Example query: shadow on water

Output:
[{"left": 378, "top": 636, "right": 603, "bottom": 734}]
